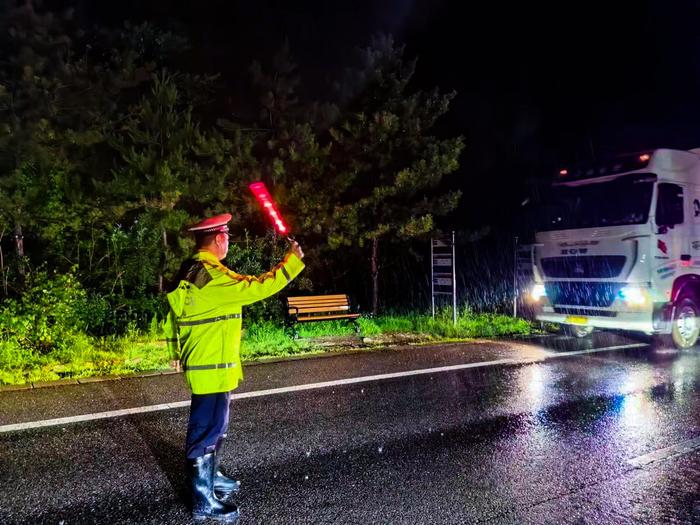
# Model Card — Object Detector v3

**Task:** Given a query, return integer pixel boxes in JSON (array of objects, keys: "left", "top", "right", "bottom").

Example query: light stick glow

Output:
[{"left": 248, "top": 182, "right": 289, "bottom": 235}]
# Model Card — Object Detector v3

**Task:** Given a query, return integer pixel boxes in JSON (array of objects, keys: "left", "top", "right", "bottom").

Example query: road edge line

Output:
[{"left": 0, "top": 342, "right": 647, "bottom": 434}]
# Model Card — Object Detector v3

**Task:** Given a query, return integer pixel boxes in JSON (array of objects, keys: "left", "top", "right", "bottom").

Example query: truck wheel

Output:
[
  {"left": 671, "top": 296, "right": 700, "bottom": 349},
  {"left": 563, "top": 325, "right": 594, "bottom": 338}
]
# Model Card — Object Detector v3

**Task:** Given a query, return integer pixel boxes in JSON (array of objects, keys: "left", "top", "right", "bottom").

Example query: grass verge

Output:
[{"left": 0, "top": 312, "right": 536, "bottom": 385}]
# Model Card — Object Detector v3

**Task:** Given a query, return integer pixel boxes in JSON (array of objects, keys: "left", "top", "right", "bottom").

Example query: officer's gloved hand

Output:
[{"left": 288, "top": 238, "right": 304, "bottom": 260}]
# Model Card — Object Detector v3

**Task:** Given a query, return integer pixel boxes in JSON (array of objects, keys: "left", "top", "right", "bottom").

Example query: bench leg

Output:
[
  {"left": 350, "top": 319, "right": 362, "bottom": 336},
  {"left": 284, "top": 322, "right": 299, "bottom": 340}
]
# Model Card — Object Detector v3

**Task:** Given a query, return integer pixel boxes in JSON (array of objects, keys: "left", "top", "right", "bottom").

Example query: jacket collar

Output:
[{"left": 194, "top": 250, "right": 221, "bottom": 264}]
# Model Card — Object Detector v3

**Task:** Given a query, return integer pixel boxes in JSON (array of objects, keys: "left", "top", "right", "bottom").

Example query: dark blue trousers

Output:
[{"left": 186, "top": 391, "right": 231, "bottom": 459}]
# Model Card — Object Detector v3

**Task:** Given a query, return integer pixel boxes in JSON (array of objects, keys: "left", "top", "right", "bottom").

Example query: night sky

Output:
[{"left": 66, "top": 0, "right": 700, "bottom": 230}]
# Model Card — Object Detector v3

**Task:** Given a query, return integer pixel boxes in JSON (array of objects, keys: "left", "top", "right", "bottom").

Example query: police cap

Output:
[{"left": 187, "top": 213, "right": 232, "bottom": 234}]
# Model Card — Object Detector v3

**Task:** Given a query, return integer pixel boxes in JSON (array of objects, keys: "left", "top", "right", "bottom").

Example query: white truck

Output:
[{"left": 530, "top": 148, "right": 700, "bottom": 349}]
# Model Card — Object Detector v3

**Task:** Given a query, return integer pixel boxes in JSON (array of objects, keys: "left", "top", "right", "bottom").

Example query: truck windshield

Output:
[{"left": 538, "top": 173, "right": 656, "bottom": 231}]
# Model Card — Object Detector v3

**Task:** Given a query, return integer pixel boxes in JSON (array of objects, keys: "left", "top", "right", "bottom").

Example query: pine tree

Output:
[
  {"left": 326, "top": 35, "right": 464, "bottom": 313},
  {"left": 243, "top": 43, "right": 337, "bottom": 266},
  {"left": 106, "top": 71, "right": 251, "bottom": 293},
  {"left": 0, "top": 1, "right": 184, "bottom": 293},
  {"left": 0, "top": 0, "right": 77, "bottom": 277}
]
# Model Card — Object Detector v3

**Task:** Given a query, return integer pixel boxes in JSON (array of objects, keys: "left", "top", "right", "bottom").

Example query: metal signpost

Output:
[{"left": 431, "top": 231, "right": 457, "bottom": 325}]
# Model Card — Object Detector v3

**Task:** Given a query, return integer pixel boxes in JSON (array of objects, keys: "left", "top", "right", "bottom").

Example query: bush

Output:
[
  {"left": 0, "top": 268, "right": 88, "bottom": 354},
  {"left": 0, "top": 338, "right": 31, "bottom": 376},
  {"left": 82, "top": 293, "right": 167, "bottom": 336}
]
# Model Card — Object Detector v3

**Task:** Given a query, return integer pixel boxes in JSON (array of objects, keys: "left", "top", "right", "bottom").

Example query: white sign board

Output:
[{"left": 430, "top": 232, "right": 457, "bottom": 325}]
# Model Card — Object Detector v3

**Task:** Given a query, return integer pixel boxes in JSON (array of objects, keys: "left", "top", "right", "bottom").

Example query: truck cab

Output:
[{"left": 530, "top": 148, "right": 700, "bottom": 349}]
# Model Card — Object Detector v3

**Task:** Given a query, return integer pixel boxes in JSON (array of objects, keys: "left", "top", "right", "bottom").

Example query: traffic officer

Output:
[{"left": 164, "top": 213, "right": 305, "bottom": 522}]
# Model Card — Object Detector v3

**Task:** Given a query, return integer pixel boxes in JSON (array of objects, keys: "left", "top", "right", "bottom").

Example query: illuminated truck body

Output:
[{"left": 530, "top": 148, "right": 700, "bottom": 348}]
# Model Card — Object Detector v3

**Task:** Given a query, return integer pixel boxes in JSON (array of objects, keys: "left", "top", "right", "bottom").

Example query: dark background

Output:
[{"left": 56, "top": 0, "right": 700, "bottom": 231}]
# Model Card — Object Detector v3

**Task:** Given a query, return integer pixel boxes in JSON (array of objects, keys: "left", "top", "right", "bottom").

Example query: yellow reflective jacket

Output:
[{"left": 164, "top": 249, "right": 304, "bottom": 394}]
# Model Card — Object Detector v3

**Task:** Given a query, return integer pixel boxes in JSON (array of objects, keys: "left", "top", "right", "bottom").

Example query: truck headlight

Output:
[
  {"left": 530, "top": 283, "right": 547, "bottom": 302},
  {"left": 618, "top": 285, "right": 647, "bottom": 306}
]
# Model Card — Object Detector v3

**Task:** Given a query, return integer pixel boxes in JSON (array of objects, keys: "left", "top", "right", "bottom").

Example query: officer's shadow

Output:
[{"left": 129, "top": 416, "right": 190, "bottom": 506}]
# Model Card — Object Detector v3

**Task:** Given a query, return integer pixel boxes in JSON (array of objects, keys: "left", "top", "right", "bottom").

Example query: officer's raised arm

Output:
[{"left": 205, "top": 246, "right": 305, "bottom": 305}]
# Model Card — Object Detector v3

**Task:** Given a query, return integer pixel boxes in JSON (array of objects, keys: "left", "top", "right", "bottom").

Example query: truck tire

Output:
[
  {"left": 563, "top": 324, "right": 594, "bottom": 338},
  {"left": 671, "top": 296, "right": 700, "bottom": 349}
]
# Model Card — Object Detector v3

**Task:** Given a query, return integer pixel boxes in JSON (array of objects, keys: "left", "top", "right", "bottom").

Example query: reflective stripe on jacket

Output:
[{"left": 164, "top": 249, "right": 304, "bottom": 394}]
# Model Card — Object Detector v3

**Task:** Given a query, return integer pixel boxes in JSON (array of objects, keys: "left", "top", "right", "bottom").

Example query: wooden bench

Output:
[{"left": 285, "top": 294, "right": 361, "bottom": 337}]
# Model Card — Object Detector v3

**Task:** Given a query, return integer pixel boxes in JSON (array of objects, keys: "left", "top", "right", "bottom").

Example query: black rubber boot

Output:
[
  {"left": 188, "top": 452, "right": 239, "bottom": 522},
  {"left": 214, "top": 440, "right": 241, "bottom": 498}
]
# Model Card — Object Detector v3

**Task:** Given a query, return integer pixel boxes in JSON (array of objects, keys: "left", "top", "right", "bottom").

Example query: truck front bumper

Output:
[{"left": 536, "top": 306, "right": 670, "bottom": 334}]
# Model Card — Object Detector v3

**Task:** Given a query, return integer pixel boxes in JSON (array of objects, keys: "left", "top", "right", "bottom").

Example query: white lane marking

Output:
[
  {"left": 540, "top": 342, "right": 648, "bottom": 357},
  {"left": 0, "top": 401, "right": 191, "bottom": 433},
  {"left": 627, "top": 436, "right": 700, "bottom": 469},
  {"left": 0, "top": 342, "right": 647, "bottom": 434}
]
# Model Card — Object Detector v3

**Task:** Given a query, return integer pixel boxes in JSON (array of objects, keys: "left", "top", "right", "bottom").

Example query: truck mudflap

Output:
[{"left": 652, "top": 302, "right": 674, "bottom": 333}]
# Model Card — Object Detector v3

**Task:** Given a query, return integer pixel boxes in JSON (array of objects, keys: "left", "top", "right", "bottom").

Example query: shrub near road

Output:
[{"left": 0, "top": 274, "right": 534, "bottom": 386}]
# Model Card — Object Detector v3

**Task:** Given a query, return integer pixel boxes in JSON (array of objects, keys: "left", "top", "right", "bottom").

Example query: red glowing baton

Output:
[{"left": 248, "top": 182, "right": 290, "bottom": 235}]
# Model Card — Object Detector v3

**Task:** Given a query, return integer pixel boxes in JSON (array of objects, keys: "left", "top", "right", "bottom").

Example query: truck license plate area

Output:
[{"left": 565, "top": 315, "right": 588, "bottom": 325}]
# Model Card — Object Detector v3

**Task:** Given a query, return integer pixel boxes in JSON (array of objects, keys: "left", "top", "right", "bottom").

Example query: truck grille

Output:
[
  {"left": 540, "top": 256, "right": 626, "bottom": 278},
  {"left": 553, "top": 307, "right": 617, "bottom": 317},
  {"left": 545, "top": 281, "right": 624, "bottom": 307}
]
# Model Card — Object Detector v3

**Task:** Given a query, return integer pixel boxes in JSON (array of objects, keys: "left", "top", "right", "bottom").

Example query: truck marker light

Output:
[
  {"left": 558, "top": 169, "right": 568, "bottom": 177},
  {"left": 639, "top": 153, "right": 650, "bottom": 162},
  {"left": 248, "top": 182, "right": 289, "bottom": 235},
  {"left": 618, "top": 286, "right": 646, "bottom": 305},
  {"left": 657, "top": 239, "right": 668, "bottom": 254}
]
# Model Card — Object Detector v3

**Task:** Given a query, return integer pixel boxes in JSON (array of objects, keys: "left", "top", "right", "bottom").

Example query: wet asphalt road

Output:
[{"left": 0, "top": 333, "right": 699, "bottom": 524}]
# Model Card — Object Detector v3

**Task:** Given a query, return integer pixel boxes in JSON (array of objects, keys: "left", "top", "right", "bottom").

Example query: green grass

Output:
[
  {"left": 0, "top": 312, "right": 536, "bottom": 385},
  {"left": 0, "top": 326, "right": 172, "bottom": 385}
]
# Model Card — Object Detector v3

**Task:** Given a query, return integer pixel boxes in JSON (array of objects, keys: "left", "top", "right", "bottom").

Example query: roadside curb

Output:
[{"left": 0, "top": 369, "right": 178, "bottom": 392}]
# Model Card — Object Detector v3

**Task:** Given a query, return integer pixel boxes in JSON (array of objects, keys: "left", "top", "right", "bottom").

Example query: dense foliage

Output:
[{"left": 0, "top": 2, "right": 470, "bottom": 380}]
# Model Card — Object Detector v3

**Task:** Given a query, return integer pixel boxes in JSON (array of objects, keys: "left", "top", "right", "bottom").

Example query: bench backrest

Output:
[{"left": 287, "top": 294, "right": 351, "bottom": 316}]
